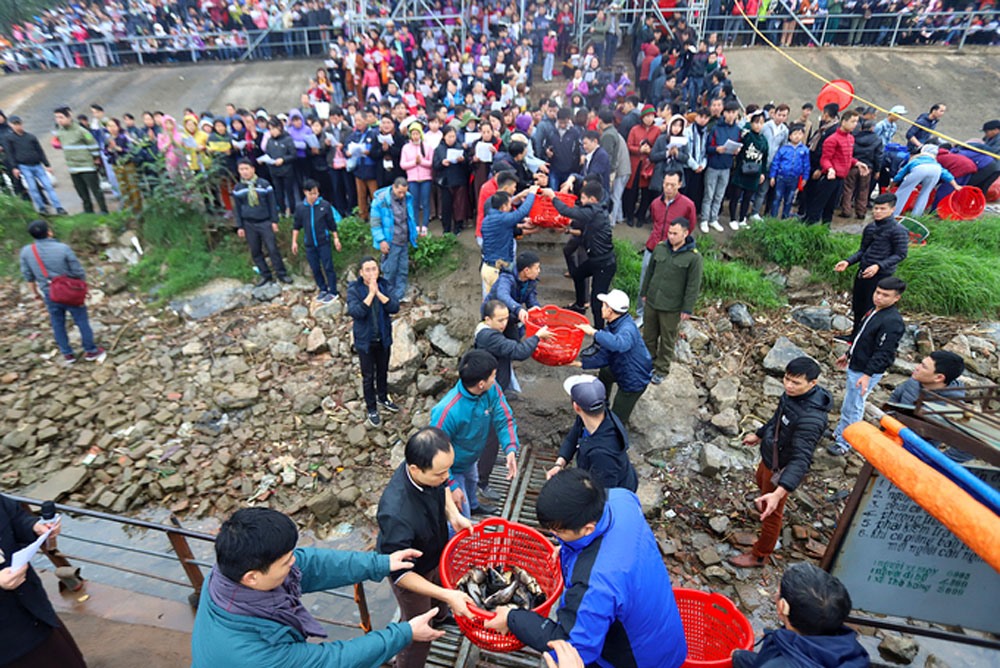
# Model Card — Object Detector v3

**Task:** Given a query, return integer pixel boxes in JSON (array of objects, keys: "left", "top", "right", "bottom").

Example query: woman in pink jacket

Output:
[{"left": 400, "top": 122, "right": 433, "bottom": 236}]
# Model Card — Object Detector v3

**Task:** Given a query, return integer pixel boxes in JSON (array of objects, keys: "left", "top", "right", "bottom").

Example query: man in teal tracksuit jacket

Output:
[
  {"left": 191, "top": 508, "right": 438, "bottom": 668},
  {"left": 430, "top": 350, "right": 520, "bottom": 517},
  {"left": 370, "top": 177, "right": 418, "bottom": 302}
]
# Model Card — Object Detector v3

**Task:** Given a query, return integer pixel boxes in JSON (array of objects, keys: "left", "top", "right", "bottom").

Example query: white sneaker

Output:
[
  {"left": 700, "top": 220, "right": 709, "bottom": 234},
  {"left": 739, "top": 218, "right": 749, "bottom": 228},
  {"left": 710, "top": 220, "right": 724, "bottom": 232},
  {"left": 728, "top": 219, "right": 741, "bottom": 230},
  {"left": 750, "top": 213, "right": 762, "bottom": 222}
]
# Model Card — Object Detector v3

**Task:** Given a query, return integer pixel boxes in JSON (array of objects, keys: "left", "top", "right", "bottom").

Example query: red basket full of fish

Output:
[
  {"left": 528, "top": 192, "right": 577, "bottom": 228},
  {"left": 439, "top": 518, "right": 564, "bottom": 652},
  {"left": 524, "top": 304, "right": 590, "bottom": 366}
]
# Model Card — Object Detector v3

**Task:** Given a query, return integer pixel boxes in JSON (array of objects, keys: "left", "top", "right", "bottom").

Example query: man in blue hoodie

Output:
[
  {"left": 430, "top": 350, "right": 520, "bottom": 518},
  {"left": 292, "top": 179, "right": 342, "bottom": 303},
  {"left": 480, "top": 187, "right": 538, "bottom": 296},
  {"left": 370, "top": 177, "right": 418, "bottom": 302},
  {"left": 731, "top": 563, "right": 869, "bottom": 668},
  {"left": 485, "top": 469, "right": 687, "bottom": 668}
]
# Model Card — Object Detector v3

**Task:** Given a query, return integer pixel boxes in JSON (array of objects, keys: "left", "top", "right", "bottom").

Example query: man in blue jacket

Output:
[
  {"left": 576, "top": 289, "right": 653, "bottom": 424},
  {"left": 701, "top": 101, "right": 741, "bottom": 230},
  {"left": 292, "top": 179, "right": 343, "bottom": 303},
  {"left": 485, "top": 469, "right": 687, "bottom": 668},
  {"left": 191, "top": 507, "right": 443, "bottom": 668},
  {"left": 370, "top": 177, "right": 418, "bottom": 302},
  {"left": 481, "top": 187, "right": 538, "bottom": 296},
  {"left": 485, "top": 252, "right": 542, "bottom": 340},
  {"left": 731, "top": 563, "right": 868, "bottom": 668},
  {"left": 347, "top": 257, "right": 400, "bottom": 428},
  {"left": 430, "top": 350, "right": 520, "bottom": 517}
]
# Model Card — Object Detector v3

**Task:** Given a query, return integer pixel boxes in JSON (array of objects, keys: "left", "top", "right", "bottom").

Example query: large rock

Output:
[
  {"left": 249, "top": 319, "right": 302, "bottom": 346},
  {"left": 252, "top": 282, "right": 282, "bottom": 301},
  {"left": 711, "top": 408, "right": 740, "bottom": 436},
  {"left": 389, "top": 321, "right": 420, "bottom": 370},
  {"left": 786, "top": 266, "right": 812, "bottom": 290},
  {"left": 293, "top": 393, "right": 322, "bottom": 415},
  {"left": 170, "top": 285, "right": 254, "bottom": 320},
  {"left": 307, "top": 490, "right": 340, "bottom": 522},
  {"left": 680, "top": 320, "right": 711, "bottom": 354},
  {"left": 710, "top": 377, "right": 741, "bottom": 411},
  {"left": 763, "top": 337, "right": 809, "bottom": 374},
  {"left": 305, "top": 327, "right": 328, "bottom": 354},
  {"left": 791, "top": 306, "right": 833, "bottom": 331},
  {"left": 270, "top": 341, "right": 300, "bottom": 362},
  {"left": 631, "top": 365, "right": 702, "bottom": 454},
  {"left": 878, "top": 634, "right": 919, "bottom": 664},
  {"left": 763, "top": 376, "right": 785, "bottom": 397},
  {"left": 417, "top": 373, "right": 447, "bottom": 395},
  {"left": 215, "top": 382, "right": 260, "bottom": 409},
  {"left": 427, "top": 324, "right": 464, "bottom": 357},
  {"left": 636, "top": 478, "right": 665, "bottom": 518},
  {"left": 831, "top": 314, "right": 853, "bottom": 332},
  {"left": 22, "top": 466, "right": 89, "bottom": 501},
  {"left": 699, "top": 442, "right": 725, "bottom": 477},
  {"left": 728, "top": 303, "right": 755, "bottom": 328}
]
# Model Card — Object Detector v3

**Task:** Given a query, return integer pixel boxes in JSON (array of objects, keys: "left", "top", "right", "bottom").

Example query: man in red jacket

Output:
[
  {"left": 637, "top": 169, "right": 697, "bottom": 325},
  {"left": 805, "top": 111, "right": 869, "bottom": 224}
]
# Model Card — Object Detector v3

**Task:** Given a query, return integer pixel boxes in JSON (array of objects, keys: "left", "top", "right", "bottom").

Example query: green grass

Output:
[
  {"left": 697, "top": 236, "right": 785, "bottom": 309},
  {"left": 612, "top": 238, "right": 644, "bottom": 309},
  {"left": 922, "top": 216, "right": 1000, "bottom": 256},
  {"left": 895, "top": 245, "right": 1000, "bottom": 316},
  {"left": 0, "top": 194, "right": 128, "bottom": 276}
]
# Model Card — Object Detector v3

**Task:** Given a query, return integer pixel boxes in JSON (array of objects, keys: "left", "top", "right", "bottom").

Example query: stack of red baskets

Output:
[
  {"left": 524, "top": 305, "right": 591, "bottom": 366},
  {"left": 439, "top": 518, "right": 564, "bottom": 652}
]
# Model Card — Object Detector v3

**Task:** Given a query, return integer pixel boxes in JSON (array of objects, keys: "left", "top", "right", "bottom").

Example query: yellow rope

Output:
[{"left": 732, "top": 5, "right": 1000, "bottom": 160}]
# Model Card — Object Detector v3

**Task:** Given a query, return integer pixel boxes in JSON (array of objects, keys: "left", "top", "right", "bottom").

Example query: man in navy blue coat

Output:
[{"left": 485, "top": 469, "right": 687, "bottom": 668}]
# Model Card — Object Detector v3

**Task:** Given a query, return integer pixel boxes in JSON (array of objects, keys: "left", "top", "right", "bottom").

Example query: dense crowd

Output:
[
  {"left": 1, "top": 0, "right": 998, "bottom": 72},
  {"left": 4, "top": 10, "right": 998, "bottom": 668}
]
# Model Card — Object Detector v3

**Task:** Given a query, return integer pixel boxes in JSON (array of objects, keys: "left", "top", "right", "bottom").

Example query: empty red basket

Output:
[
  {"left": 938, "top": 186, "right": 986, "bottom": 220},
  {"left": 528, "top": 192, "right": 578, "bottom": 228},
  {"left": 439, "top": 518, "right": 564, "bottom": 652},
  {"left": 675, "top": 588, "right": 755, "bottom": 667},
  {"left": 524, "top": 304, "right": 590, "bottom": 366}
]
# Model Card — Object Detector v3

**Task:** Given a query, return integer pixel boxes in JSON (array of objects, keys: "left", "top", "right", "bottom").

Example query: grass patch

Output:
[
  {"left": 895, "top": 245, "right": 1000, "bottom": 316},
  {"left": 923, "top": 216, "right": 1000, "bottom": 256},
  {"left": 0, "top": 194, "right": 128, "bottom": 276},
  {"left": 612, "top": 238, "right": 644, "bottom": 306},
  {"left": 697, "top": 236, "right": 785, "bottom": 309}
]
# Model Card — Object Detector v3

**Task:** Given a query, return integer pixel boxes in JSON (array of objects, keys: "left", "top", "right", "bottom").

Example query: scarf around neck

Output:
[
  {"left": 207, "top": 564, "right": 327, "bottom": 639},
  {"left": 242, "top": 174, "right": 260, "bottom": 207}
]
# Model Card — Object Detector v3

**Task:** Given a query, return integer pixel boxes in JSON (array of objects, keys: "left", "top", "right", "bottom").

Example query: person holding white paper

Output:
[
  {"left": 433, "top": 126, "right": 470, "bottom": 234},
  {"left": 1, "top": 494, "right": 86, "bottom": 667}
]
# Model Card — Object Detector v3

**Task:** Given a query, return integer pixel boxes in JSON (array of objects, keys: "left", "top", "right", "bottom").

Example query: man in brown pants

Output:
[
  {"left": 377, "top": 428, "right": 475, "bottom": 667},
  {"left": 729, "top": 357, "right": 832, "bottom": 568}
]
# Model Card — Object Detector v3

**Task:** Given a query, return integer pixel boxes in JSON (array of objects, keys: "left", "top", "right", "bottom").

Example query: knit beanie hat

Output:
[{"left": 640, "top": 104, "right": 656, "bottom": 118}]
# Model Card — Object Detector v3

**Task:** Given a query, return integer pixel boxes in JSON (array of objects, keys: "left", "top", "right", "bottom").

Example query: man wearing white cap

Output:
[
  {"left": 575, "top": 289, "right": 653, "bottom": 424},
  {"left": 873, "top": 105, "right": 907, "bottom": 148},
  {"left": 547, "top": 375, "right": 638, "bottom": 492}
]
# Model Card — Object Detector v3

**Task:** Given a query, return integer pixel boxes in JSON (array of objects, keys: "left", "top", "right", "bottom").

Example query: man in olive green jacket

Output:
[
  {"left": 639, "top": 217, "right": 703, "bottom": 384},
  {"left": 53, "top": 106, "right": 107, "bottom": 214}
]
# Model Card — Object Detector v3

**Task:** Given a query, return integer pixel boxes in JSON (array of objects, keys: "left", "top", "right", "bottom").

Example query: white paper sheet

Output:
[
  {"left": 11, "top": 530, "right": 50, "bottom": 570},
  {"left": 446, "top": 148, "right": 464, "bottom": 163},
  {"left": 475, "top": 142, "right": 494, "bottom": 162},
  {"left": 462, "top": 132, "right": 481, "bottom": 146},
  {"left": 669, "top": 136, "right": 689, "bottom": 147},
  {"left": 722, "top": 139, "right": 743, "bottom": 153},
  {"left": 256, "top": 155, "right": 275, "bottom": 165}
]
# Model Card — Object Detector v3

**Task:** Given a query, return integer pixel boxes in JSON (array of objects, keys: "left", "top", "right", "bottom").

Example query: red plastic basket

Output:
[
  {"left": 439, "top": 518, "right": 564, "bottom": 652},
  {"left": 528, "top": 192, "right": 578, "bottom": 228},
  {"left": 674, "top": 588, "right": 755, "bottom": 667},
  {"left": 524, "top": 304, "right": 590, "bottom": 366},
  {"left": 938, "top": 185, "right": 986, "bottom": 220}
]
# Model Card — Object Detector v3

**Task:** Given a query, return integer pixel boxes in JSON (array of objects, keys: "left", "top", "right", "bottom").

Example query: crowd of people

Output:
[
  {"left": 5, "top": 8, "right": 997, "bottom": 667},
  {"left": 1, "top": 0, "right": 998, "bottom": 72}
]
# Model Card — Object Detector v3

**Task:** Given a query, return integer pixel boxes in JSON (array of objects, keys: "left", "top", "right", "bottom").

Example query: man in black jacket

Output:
[
  {"left": 730, "top": 357, "right": 832, "bottom": 568},
  {"left": 263, "top": 118, "right": 298, "bottom": 216},
  {"left": 347, "top": 257, "right": 400, "bottom": 428},
  {"left": 546, "top": 375, "right": 638, "bottom": 492},
  {"left": 549, "top": 182, "right": 617, "bottom": 328},
  {"left": 4, "top": 117, "right": 67, "bottom": 215},
  {"left": 232, "top": 159, "right": 291, "bottom": 287},
  {"left": 829, "top": 276, "right": 907, "bottom": 456},
  {"left": 833, "top": 192, "right": 908, "bottom": 340},
  {"left": 543, "top": 108, "right": 582, "bottom": 191},
  {"left": 1, "top": 494, "right": 86, "bottom": 667}
]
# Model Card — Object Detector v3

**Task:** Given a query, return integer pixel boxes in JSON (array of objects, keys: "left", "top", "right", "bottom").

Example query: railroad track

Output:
[{"left": 428, "top": 443, "right": 560, "bottom": 668}]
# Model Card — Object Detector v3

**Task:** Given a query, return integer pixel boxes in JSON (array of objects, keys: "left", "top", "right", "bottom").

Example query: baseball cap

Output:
[
  {"left": 563, "top": 375, "right": 606, "bottom": 412},
  {"left": 8, "top": 115, "right": 22, "bottom": 124},
  {"left": 597, "top": 289, "right": 630, "bottom": 314},
  {"left": 982, "top": 119, "right": 1000, "bottom": 132},
  {"left": 888, "top": 105, "right": 908, "bottom": 115}
]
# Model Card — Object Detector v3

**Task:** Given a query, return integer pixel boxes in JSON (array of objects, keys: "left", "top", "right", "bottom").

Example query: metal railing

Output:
[
  {"left": 1, "top": 8, "right": 995, "bottom": 74},
  {"left": 6, "top": 494, "right": 373, "bottom": 633}
]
